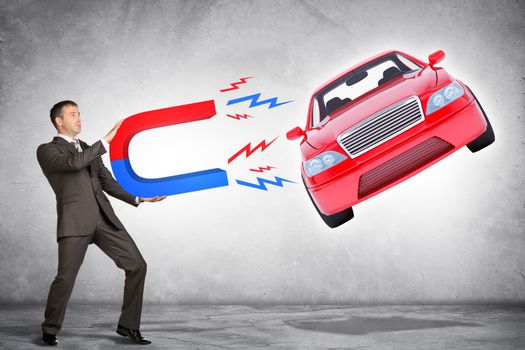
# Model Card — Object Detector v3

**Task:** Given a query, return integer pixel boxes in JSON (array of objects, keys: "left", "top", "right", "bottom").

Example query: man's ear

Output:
[{"left": 55, "top": 116, "right": 63, "bottom": 128}]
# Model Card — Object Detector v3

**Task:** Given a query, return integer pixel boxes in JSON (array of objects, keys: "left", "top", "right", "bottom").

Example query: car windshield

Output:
[{"left": 310, "top": 52, "right": 421, "bottom": 126}]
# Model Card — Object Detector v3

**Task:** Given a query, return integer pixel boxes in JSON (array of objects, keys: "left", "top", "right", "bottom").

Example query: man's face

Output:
[{"left": 56, "top": 104, "right": 81, "bottom": 136}]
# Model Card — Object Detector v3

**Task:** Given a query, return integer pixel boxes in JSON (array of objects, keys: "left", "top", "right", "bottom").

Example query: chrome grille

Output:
[{"left": 337, "top": 96, "right": 424, "bottom": 158}]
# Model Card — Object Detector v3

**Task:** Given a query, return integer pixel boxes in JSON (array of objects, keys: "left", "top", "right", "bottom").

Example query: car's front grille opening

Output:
[
  {"left": 357, "top": 137, "right": 454, "bottom": 199},
  {"left": 338, "top": 96, "right": 424, "bottom": 158}
]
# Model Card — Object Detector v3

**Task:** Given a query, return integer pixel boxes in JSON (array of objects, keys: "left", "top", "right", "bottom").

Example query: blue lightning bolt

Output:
[
  {"left": 235, "top": 176, "right": 296, "bottom": 191},
  {"left": 227, "top": 93, "right": 293, "bottom": 109}
]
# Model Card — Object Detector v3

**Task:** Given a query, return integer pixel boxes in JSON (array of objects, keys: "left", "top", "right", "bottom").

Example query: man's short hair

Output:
[{"left": 50, "top": 100, "right": 78, "bottom": 129}]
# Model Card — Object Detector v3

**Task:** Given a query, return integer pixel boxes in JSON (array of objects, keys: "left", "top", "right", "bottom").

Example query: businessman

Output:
[{"left": 37, "top": 100, "right": 165, "bottom": 346}]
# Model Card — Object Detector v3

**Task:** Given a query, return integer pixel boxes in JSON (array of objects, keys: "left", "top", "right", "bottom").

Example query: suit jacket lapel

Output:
[
  {"left": 79, "top": 139, "right": 88, "bottom": 151},
  {"left": 51, "top": 138, "right": 98, "bottom": 174},
  {"left": 52, "top": 136, "right": 78, "bottom": 155}
]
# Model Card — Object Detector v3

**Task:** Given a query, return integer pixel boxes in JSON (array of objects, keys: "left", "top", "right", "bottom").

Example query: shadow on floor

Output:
[
  {"left": 91, "top": 320, "right": 220, "bottom": 333},
  {"left": 91, "top": 320, "right": 185, "bottom": 328},
  {"left": 285, "top": 316, "right": 481, "bottom": 335},
  {"left": 0, "top": 324, "right": 49, "bottom": 347},
  {"left": 1, "top": 324, "right": 136, "bottom": 346}
]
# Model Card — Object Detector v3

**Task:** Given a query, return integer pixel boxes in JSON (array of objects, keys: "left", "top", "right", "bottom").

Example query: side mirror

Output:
[
  {"left": 286, "top": 126, "right": 306, "bottom": 141},
  {"left": 428, "top": 50, "right": 445, "bottom": 68}
]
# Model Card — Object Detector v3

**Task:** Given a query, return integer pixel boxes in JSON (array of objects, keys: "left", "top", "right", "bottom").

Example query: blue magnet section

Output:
[{"left": 111, "top": 158, "right": 229, "bottom": 198}]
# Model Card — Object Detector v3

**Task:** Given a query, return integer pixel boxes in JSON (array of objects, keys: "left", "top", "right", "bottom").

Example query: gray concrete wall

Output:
[{"left": 1, "top": 0, "right": 524, "bottom": 304}]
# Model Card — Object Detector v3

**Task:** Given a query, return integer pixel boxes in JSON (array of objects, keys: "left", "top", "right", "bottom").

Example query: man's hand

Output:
[
  {"left": 104, "top": 120, "right": 124, "bottom": 144},
  {"left": 140, "top": 196, "right": 167, "bottom": 203}
]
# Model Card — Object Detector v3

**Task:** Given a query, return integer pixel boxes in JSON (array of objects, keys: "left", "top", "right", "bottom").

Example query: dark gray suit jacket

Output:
[{"left": 37, "top": 137, "right": 138, "bottom": 239}]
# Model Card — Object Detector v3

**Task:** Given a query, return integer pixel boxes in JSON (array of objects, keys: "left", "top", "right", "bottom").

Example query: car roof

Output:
[{"left": 311, "top": 50, "right": 427, "bottom": 97}]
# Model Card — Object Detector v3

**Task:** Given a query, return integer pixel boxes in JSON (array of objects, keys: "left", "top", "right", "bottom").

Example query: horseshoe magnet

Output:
[{"left": 109, "top": 100, "right": 229, "bottom": 197}]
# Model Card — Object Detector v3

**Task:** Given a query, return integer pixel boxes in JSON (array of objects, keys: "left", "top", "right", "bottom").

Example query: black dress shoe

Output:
[
  {"left": 42, "top": 332, "right": 58, "bottom": 346},
  {"left": 116, "top": 324, "right": 151, "bottom": 345}
]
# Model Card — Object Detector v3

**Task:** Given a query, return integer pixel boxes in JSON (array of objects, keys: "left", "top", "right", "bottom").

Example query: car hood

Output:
[{"left": 306, "top": 68, "right": 437, "bottom": 149}]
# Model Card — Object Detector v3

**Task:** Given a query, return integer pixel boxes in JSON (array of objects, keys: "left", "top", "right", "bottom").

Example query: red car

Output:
[{"left": 287, "top": 50, "right": 494, "bottom": 228}]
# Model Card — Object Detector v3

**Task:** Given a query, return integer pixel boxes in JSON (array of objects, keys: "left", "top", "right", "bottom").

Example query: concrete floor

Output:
[{"left": 0, "top": 304, "right": 524, "bottom": 349}]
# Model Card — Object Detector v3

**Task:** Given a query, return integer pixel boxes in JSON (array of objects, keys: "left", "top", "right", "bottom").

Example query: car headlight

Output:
[
  {"left": 304, "top": 151, "right": 346, "bottom": 177},
  {"left": 426, "top": 81, "right": 464, "bottom": 115}
]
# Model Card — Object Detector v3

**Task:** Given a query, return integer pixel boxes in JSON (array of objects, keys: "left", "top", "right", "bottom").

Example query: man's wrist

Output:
[
  {"left": 100, "top": 137, "right": 109, "bottom": 151},
  {"left": 135, "top": 196, "right": 143, "bottom": 205}
]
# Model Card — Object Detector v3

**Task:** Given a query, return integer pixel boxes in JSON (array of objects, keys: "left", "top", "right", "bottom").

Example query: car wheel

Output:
[
  {"left": 466, "top": 87, "right": 495, "bottom": 153},
  {"left": 302, "top": 178, "right": 354, "bottom": 228}
]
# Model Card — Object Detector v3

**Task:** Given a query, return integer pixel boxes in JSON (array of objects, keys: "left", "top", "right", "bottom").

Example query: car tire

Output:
[
  {"left": 466, "top": 87, "right": 495, "bottom": 153},
  {"left": 303, "top": 178, "right": 354, "bottom": 228}
]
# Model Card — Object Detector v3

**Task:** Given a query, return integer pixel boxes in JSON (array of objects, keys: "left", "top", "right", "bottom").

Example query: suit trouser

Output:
[{"left": 41, "top": 210, "right": 147, "bottom": 335}]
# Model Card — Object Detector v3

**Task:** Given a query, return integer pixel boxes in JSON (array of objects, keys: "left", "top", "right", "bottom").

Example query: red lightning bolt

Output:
[
  {"left": 228, "top": 137, "right": 278, "bottom": 164},
  {"left": 219, "top": 77, "right": 254, "bottom": 92},
  {"left": 249, "top": 166, "right": 276, "bottom": 173},
  {"left": 226, "top": 113, "right": 253, "bottom": 120}
]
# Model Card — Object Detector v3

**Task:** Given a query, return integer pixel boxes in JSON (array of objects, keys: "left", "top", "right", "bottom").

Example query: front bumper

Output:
[{"left": 306, "top": 98, "right": 488, "bottom": 215}]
